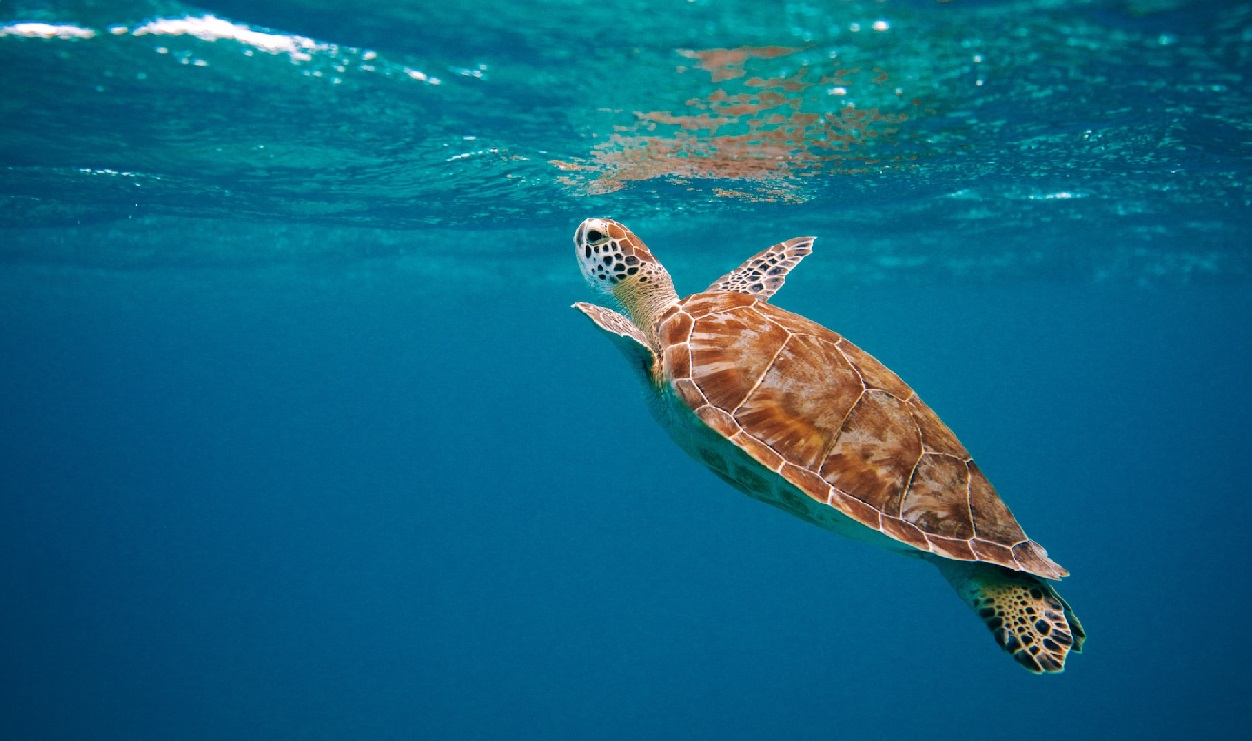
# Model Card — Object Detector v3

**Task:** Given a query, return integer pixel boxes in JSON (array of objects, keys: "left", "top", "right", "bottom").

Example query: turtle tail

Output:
[{"left": 935, "top": 559, "right": 1086, "bottom": 674}]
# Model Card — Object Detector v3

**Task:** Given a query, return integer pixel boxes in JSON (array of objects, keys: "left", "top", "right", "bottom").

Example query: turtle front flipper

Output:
[
  {"left": 935, "top": 559, "right": 1086, "bottom": 674},
  {"left": 573, "top": 301, "right": 658, "bottom": 387},
  {"left": 705, "top": 236, "right": 815, "bottom": 301}
]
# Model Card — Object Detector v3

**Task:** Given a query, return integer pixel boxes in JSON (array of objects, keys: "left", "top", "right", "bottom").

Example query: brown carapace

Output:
[{"left": 573, "top": 218, "right": 1084, "bottom": 674}]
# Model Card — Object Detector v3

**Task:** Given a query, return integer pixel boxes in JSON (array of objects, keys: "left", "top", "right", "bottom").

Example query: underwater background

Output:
[{"left": 2, "top": 0, "right": 1250, "bottom": 738}]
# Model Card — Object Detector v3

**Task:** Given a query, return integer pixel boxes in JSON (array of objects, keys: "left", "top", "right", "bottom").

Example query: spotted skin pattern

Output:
[
  {"left": 705, "top": 236, "right": 815, "bottom": 300},
  {"left": 572, "top": 218, "right": 1085, "bottom": 673},
  {"left": 940, "top": 560, "right": 1086, "bottom": 673},
  {"left": 575, "top": 218, "right": 673, "bottom": 295},
  {"left": 575, "top": 219, "right": 678, "bottom": 347}
]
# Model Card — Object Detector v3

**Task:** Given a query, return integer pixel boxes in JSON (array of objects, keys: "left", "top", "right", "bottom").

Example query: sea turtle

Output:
[{"left": 571, "top": 218, "right": 1085, "bottom": 673}]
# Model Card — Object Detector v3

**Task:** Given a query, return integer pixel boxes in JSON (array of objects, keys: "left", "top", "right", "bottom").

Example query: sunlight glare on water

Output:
[{"left": 0, "top": 0, "right": 1247, "bottom": 287}]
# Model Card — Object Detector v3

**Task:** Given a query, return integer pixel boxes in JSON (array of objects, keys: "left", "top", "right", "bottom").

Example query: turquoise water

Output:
[{"left": 2, "top": 1, "right": 1251, "bottom": 738}]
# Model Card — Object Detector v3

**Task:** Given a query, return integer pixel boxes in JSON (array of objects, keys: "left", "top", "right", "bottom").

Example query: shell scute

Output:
[
  {"left": 780, "top": 462, "right": 832, "bottom": 505},
  {"left": 766, "top": 309, "right": 837, "bottom": 340},
  {"left": 911, "top": 398, "right": 970, "bottom": 457},
  {"left": 970, "top": 538, "right": 1016, "bottom": 565},
  {"left": 898, "top": 453, "right": 975, "bottom": 540},
  {"left": 663, "top": 343, "right": 691, "bottom": 381},
  {"left": 732, "top": 431, "right": 785, "bottom": 472},
  {"left": 880, "top": 515, "right": 930, "bottom": 551},
  {"left": 966, "top": 461, "right": 1028, "bottom": 544},
  {"left": 828, "top": 487, "right": 885, "bottom": 528},
  {"left": 683, "top": 291, "right": 755, "bottom": 319},
  {"left": 927, "top": 535, "right": 979, "bottom": 561},
  {"left": 818, "top": 390, "right": 922, "bottom": 513},
  {"left": 732, "top": 332, "right": 863, "bottom": 470},
  {"left": 659, "top": 309, "right": 694, "bottom": 347},
  {"left": 1013, "top": 542, "right": 1066, "bottom": 579},
  {"left": 837, "top": 340, "right": 913, "bottom": 400},
  {"left": 689, "top": 308, "right": 789, "bottom": 411},
  {"left": 673, "top": 378, "right": 707, "bottom": 410},
  {"left": 696, "top": 405, "right": 739, "bottom": 439}
]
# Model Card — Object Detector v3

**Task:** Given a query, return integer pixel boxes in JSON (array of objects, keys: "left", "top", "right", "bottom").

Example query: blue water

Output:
[{"left": 2, "top": 1, "right": 1251, "bottom": 739}]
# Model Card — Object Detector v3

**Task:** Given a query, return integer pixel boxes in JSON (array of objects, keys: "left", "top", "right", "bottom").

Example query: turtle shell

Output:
[{"left": 657, "top": 290, "right": 1065, "bottom": 580}]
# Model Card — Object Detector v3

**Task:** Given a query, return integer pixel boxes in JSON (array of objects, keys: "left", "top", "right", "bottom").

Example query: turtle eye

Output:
[{"left": 586, "top": 229, "right": 605, "bottom": 243}]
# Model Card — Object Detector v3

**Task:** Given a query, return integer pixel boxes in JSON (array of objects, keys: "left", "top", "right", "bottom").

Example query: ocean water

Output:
[{"left": 2, "top": 0, "right": 1250, "bottom": 738}]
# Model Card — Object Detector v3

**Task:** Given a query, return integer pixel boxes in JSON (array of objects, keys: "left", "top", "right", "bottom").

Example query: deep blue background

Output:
[
  {"left": 2, "top": 257, "right": 1249, "bottom": 739},
  {"left": 3, "top": 0, "right": 1251, "bottom": 738}
]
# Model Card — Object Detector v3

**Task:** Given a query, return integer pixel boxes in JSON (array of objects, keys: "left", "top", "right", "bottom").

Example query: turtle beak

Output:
[{"left": 574, "top": 219, "right": 601, "bottom": 292}]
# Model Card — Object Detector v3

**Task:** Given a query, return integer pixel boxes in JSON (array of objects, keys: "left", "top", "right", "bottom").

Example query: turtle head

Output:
[{"left": 574, "top": 218, "right": 679, "bottom": 347}]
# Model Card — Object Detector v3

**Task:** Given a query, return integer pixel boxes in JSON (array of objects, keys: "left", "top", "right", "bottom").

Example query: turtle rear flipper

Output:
[{"left": 936, "top": 559, "right": 1086, "bottom": 674}]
